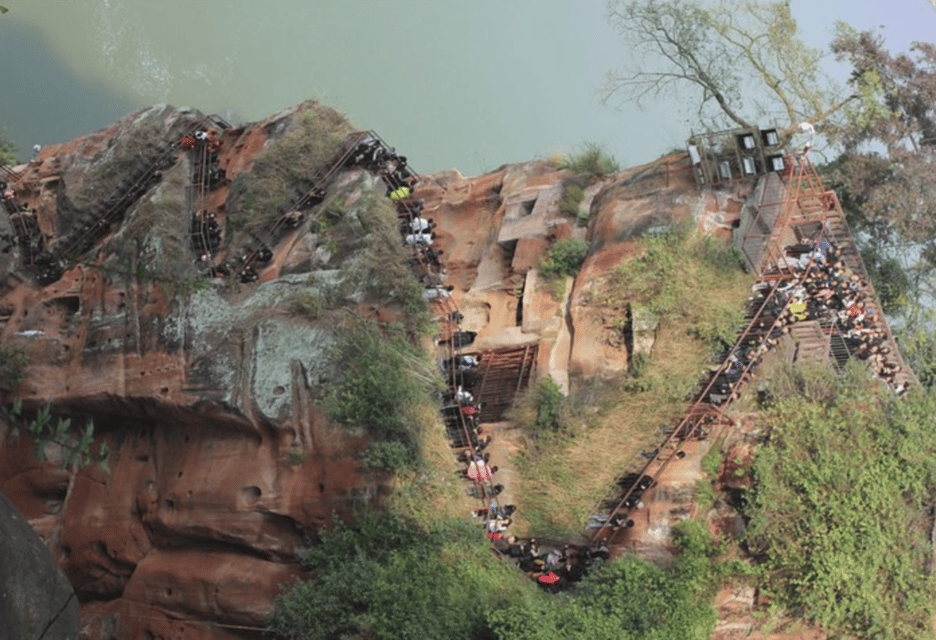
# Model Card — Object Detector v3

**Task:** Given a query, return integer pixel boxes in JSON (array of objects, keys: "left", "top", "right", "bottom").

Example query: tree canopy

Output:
[
  {"left": 825, "top": 25, "right": 936, "bottom": 329},
  {"left": 602, "top": 0, "right": 853, "bottom": 138}
]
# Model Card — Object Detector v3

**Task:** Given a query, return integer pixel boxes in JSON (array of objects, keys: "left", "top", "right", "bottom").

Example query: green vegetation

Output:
[
  {"left": 359, "top": 440, "right": 411, "bottom": 474},
  {"left": 538, "top": 237, "right": 588, "bottom": 280},
  {"left": 559, "top": 183, "right": 586, "bottom": 221},
  {"left": 352, "top": 193, "right": 433, "bottom": 337},
  {"left": 269, "top": 509, "right": 726, "bottom": 640},
  {"left": 700, "top": 439, "right": 724, "bottom": 477},
  {"left": 84, "top": 120, "right": 164, "bottom": 193},
  {"left": 553, "top": 144, "right": 618, "bottom": 228},
  {"left": 489, "top": 521, "right": 720, "bottom": 640},
  {"left": 558, "top": 142, "right": 620, "bottom": 178},
  {"left": 3, "top": 401, "right": 109, "bottom": 472},
  {"left": 0, "top": 345, "right": 29, "bottom": 390},
  {"left": 268, "top": 511, "right": 538, "bottom": 640},
  {"left": 607, "top": 222, "right": 749, "bottom": 348},
  {"left": 510, "top": 222, "right": 751, "bottom": 539},
  {"left": 227, "top": 103, "right": 352, "bottom": 233},
  {"left": 0, "top": 123, "right": 18, "bottom": 165},
  {"left": 509, "top": 377, "right": 579, "bottom": 449},
  {"left": 323, "top": 319, "right": 438, "bottom": 473},
  {"left": 901, "top": 319, "right": 936, "bottom": 390},
  {"left": 104, "top": 163, "right": 196, "bottom": 292},
  {"left": 743, "top": 361, "right": 936, "bottom": 639}
]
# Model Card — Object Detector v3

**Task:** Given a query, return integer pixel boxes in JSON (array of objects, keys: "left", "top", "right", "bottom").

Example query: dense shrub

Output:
[
  {"left": 268, "top": 511, "right": 532, "bottom": 640},
  {"left": 353, "top": 195, "right": 432, "bottom": 337},
  {"left": 744, "top": 364, "right": 936, "bottom": 639},
  {"left": 559, "top": 183, "right": 587, "bottom": 223},
  {"left": 539, "top": 238, "right": 589, "bottom": 279},
  {"left": 269, "top": 509, "right": 723, "bottom": 640},
  {"left": 323, "top": 320, "right": 435, "bottom": 470},
  {"left": 359, "top": 441, "right": 411, "bottom": 474},
  {"left": 488, "top": 524, "right": 719, "bottom": 640},
  {"left": 0, "top": 345, "right": 29, "bottom": 389}
]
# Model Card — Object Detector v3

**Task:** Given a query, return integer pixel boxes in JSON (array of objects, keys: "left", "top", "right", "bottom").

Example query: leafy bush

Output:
[
  {"left": 3, "top": 401, "right": 109, "bottom": 472},
  {"left": 488, "top": 528, "right": 719, "bottom": 640},
  {"left": 0, "top": 345, "right": 29, "bottom": 389},
  {"left": 352, "top": 195, "right": 432, "bottom": 337},
  {"left": 558, "top": 142, "right": 620, "bottom": 178},
  {"left": 744, "top": 368, "right": 936, "bottom": 639},
  {"left": 510, "top": 377, "right": 580, "bottom": 449},
  {"left": 539, "top": 238, "right": 588, "bottom": 280},
  {"left": 113, "top": 163, "right": 193, "bottom": 287},
  {"left": 360, "top": 440, "right": 412, "bottom": 474},
  {"left": 559, "top": 183, "right": 586, "bottom": 222},
  {"left": 323, "top": 320, "right": 436, "bottom": 467},
  {"left": 701, "top": 441, "right": 724, "bottom": 478},
  {"left": 532, "top": 377, "right": 565, "bottom": 437},
  {"left": 268, "top": 511, "right": 531, "bottom": 640},
  {"left": 900, "top": 321, "right": 936, "bottom": 389}
]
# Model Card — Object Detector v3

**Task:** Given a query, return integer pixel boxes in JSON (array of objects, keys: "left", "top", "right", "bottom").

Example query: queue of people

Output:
[
  {"left": 488, "top": 536, "right": 612, "bottom": 592},
  {"left": 586, "top": 233, "right": 914, "bottom": 548}
]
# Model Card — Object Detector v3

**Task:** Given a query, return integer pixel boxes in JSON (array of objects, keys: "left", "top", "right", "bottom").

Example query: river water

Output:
[{"left": 0, "top": 0, "right": 932, "bottom": 176}]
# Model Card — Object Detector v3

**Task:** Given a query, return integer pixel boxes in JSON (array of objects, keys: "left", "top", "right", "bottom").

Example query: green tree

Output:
[
  {"left": 825, "top": 25, "right": 936, "bottom": 330},
  {"left": 602, "top": 0, "right": 853, "bottom": 137}
]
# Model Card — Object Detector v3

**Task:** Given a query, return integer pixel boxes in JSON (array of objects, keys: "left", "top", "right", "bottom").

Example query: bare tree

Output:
[{"left": 602, "top": 0, "right": 854, "bottom": 138}]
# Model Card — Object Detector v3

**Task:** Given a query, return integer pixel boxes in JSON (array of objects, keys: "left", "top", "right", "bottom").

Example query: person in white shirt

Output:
[
  {"left": 410, "top": 217, "right": 435, "bottom": 233},
  {"left": 422, "top": 284, "right": 454, "bottom": 300},
  {"left": 405, "top": 232, "right": 435, "bottom": 245}
]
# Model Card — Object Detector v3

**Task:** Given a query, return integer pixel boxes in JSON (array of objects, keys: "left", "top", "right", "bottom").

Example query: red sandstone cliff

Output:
[{"left": 0, "top": 100, "right": 744, "bottom": 639}]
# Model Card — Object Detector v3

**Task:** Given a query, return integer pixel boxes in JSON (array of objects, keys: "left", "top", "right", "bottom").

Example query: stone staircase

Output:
[{"left": 790, "top": 320, "right": 829, "bottom": 365}]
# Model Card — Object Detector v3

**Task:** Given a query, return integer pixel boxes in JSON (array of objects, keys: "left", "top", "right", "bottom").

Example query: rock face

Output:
[
  {"left": 0, "top": 100, "right": 747, "bottom": 638},
  {"left": 0, "top": 489, "right": 79, "bottom": 640}
]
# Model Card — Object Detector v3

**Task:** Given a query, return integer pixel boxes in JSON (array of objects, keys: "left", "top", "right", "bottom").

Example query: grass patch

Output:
[
  {"left": 227, "top": 102, "right": 352, "bottom": 234},
  {"left": 512, "top": 222, "right": 753, "bottom": 539},
  {"left": 562, "top": 183, "right": 593, "bottom": 228},
  {"left": 743, "top": 361, "right": 936, "bottom": 639},
  {"left": 105, "top": 162, "right": 194, "bottom": 290},
  {"left": 558, "top": 141, "right": 620, "bottom": 178},
  {"left": 604, "top": 220, "right": 752, "bottom": 348},
  {"left": 701, "top": 438, "right": 725, "bottom": 477},
  {"left": 84, "top": 119, "right": 164, "bottom": 193},
  {"left": 351, "top": 193, "right": 433, "bottom": 337}
]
